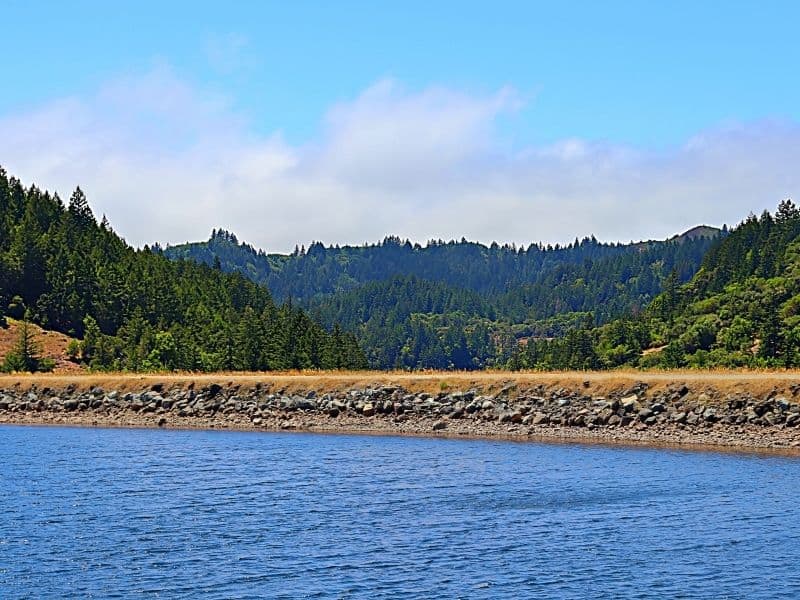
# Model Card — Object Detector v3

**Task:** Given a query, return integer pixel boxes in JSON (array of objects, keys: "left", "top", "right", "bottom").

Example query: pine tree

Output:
[
  {"left": 3, "top": 312, "right": 48, "bottom": 372},
  {"left": 67, "top": 187, "right": 95, "bottom": 226}
]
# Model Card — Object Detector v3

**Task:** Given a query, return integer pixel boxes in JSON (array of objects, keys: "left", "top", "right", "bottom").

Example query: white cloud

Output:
[{"left": 1, "top": 67, "right": 798, "bottom": 252}]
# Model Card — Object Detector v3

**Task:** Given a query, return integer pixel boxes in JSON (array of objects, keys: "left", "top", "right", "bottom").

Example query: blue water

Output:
[{"left": 2, "top": 427, "right": 800, "bottom": 599}]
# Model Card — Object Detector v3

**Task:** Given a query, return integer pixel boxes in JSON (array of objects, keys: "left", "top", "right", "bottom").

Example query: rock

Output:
[
  {"left": 702, "top": 407, "right": 718, "bottom": 422},
  {"left": 786, "top": 413, "right": 800, "bottom": 427},
  {"left": 672, "top": 411, "right": 687, "bottom": 424},
  {"left": 671, "top": 384, "right": 689, "bottom": 398},
  {"left": 328, "top": 407, "right": 340, "bottom": 418},
  {"left": 481, "top": 400, "right": 495, "bottom": 411},
  {"left": 621, "top": 395, "right": 639, "bottom": 412},
  {"left": 157, "top": 417, "right": 167, "bottom": 428},
  {"left": 638, "top": 408, "right": 654, "bottom": 422},
  {"left": 532, "top": 412, "right": 549, "bottom": 425},
  {"left": 685, "top": 412, "right": 700, "bottom": 426},
  {"left": 755, "top": 400, "right": 774, "bottom": 416},
  {"left": 432, "top": 420, "right": 447, "bottom": 431},
  {"left": 362, "top": 403, "right": 375, "bottom": 417},
  {"left": 288, "top": 396, "right": 315, "bottom": 411},
  {"left": 252, "top": 417, "right": 263, "bottom": 426},
  {"left": 650, "top": 403, "right": 666, "bottom": 414}
]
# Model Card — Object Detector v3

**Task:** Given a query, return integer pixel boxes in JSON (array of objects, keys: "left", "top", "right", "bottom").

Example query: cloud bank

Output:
[{"left": 1, "top": 67, "right": 799, "bottom": 252}]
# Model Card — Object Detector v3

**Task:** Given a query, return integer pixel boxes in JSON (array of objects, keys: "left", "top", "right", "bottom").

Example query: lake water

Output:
[{"left": 2, "top": 426, "right": 800, "bottom": 599}]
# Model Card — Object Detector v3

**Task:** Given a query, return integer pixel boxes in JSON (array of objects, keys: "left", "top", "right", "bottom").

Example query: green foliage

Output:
[
  {"left": 521, "top": 199, "right": 800, "bottom": 370},
  {"left": 165, "top": 227, "right": 716, "bottom": 369},
  {"left": 0, "top": 166, "right": 366, "bottom": 372},
  {"left": 7, "top": 295, "right": 24, "bottom": 320},
  {"left": 2, "top": 312, "right": 53, "bottom": 373},
  {"left": 65, "top": 338, "right": 81, "bottom": 360}
]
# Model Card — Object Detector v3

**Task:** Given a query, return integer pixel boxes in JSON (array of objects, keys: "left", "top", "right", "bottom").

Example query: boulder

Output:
[
  {"left": 532, "top": 412, "right": 549, "bottom": 425},
  {"left": 621, "top": 395, "right": 639, "bottom": 413},
  {"left": 671, "top": 411, "right": 687, "bottom": 424}
]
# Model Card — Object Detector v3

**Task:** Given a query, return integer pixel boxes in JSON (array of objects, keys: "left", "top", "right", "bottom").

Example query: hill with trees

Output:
[
  {"left": 0, "top": 166, "right": 366, "bottom": 372},
  {"left": 519, "top": 200, "right": 800, "bottom": 370},
  {"left": 165, "top": 225, "right": 719, "bottom": 369}
]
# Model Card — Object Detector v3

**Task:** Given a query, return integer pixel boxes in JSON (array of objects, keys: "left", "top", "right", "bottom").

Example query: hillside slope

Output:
[
  {"left": 0, "top": 319, "right": 84, "bottom": 373},
  {"left": 164, "top": 227, "right": 719, "bottom": 369},
  {"left": 520, "top": 201, "right": 800, "bottom": 370},
  {"left": 0, "top": 166, "right": 366, "bottom": 372}
]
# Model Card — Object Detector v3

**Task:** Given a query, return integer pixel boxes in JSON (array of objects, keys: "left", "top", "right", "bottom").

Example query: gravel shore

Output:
[{"left": 3, "top": 375, "right": 800, "bottom": 454}]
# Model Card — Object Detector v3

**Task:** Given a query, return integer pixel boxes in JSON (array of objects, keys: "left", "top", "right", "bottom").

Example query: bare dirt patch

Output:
[{"left": 0, "top": 320, "right": 85, "bottom": 373}]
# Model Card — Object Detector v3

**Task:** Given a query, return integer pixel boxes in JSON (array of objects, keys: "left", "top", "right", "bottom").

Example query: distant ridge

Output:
[
  {"left": 672, "top": 225, "right": 722, "bottom": 241},
  {"left": 164, "top": 225, "right": 717, "bottom": 369}
]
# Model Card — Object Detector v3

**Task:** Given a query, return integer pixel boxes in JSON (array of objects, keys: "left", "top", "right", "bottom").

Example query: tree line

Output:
[
  {"left": 0, "top": 166, "right": 367, "bottom": 372},
  {"left": 166, "top": 224, "right": 718, "bottom": 369},
  {"left": 512, "top": 200, "right": 800, "bottom": 370}
]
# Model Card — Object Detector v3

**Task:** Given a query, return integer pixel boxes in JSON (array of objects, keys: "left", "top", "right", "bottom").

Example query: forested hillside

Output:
[
  {"left": 521, "top": 200, "right": 800, "bottom": 370},
  {"left": 0, "top": 167, "right": 366, "bottom": 372},
  {"left": 166, "top": 225, "right": 718, "bottom": 368}
]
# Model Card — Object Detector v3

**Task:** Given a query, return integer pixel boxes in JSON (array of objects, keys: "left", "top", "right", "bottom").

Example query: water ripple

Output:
[{"left": 3, "top": 426, "right": 800, "bottom": 598}]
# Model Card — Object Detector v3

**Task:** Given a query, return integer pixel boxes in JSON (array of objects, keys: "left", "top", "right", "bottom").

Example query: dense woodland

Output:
[
  {"left": 167, "top": 227, "right": 718, "bottom": 368},
  {"left": 0, "top": 167, "right": 367, "bottom": 372},
  {"left": 6, "top": 163, "right": 797, "bottom": 373},
  {"left": 520, "top": 200, "right": 800, "bottom": 370}
]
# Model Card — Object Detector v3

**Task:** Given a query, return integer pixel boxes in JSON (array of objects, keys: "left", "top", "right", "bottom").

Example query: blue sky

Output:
[{"left": 2, "top": 1, "right": 800, "bottom": 250}]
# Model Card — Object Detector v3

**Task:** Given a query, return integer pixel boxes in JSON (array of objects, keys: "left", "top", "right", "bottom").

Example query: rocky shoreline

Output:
[{"left": 3, "top": 378, "right": 800, "bottom": 454}]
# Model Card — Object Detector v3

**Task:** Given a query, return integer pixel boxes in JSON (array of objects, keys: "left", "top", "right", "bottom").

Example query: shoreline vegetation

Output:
[{"left": 3, "top": 371, "right": 800, "bottom": 455}]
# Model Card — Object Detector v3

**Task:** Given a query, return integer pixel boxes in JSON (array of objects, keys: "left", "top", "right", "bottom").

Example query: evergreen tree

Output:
[
  {"left": 0, "top": 166, "right": 359, "bottom": 373},
  {"left": 3, "top": 312, "right": 51, "bottom": 372},
  {"left": 67, "top": 187, "right": 95, "bottom": 226}
]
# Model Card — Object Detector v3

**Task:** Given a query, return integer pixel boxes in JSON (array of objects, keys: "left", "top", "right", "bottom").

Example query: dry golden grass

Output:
[
  {"left": 2, "top": 368, "right": 799, "bottom": 397},
  {"left": 0, "top": 319, "right": 84, "bottom": 373}
]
